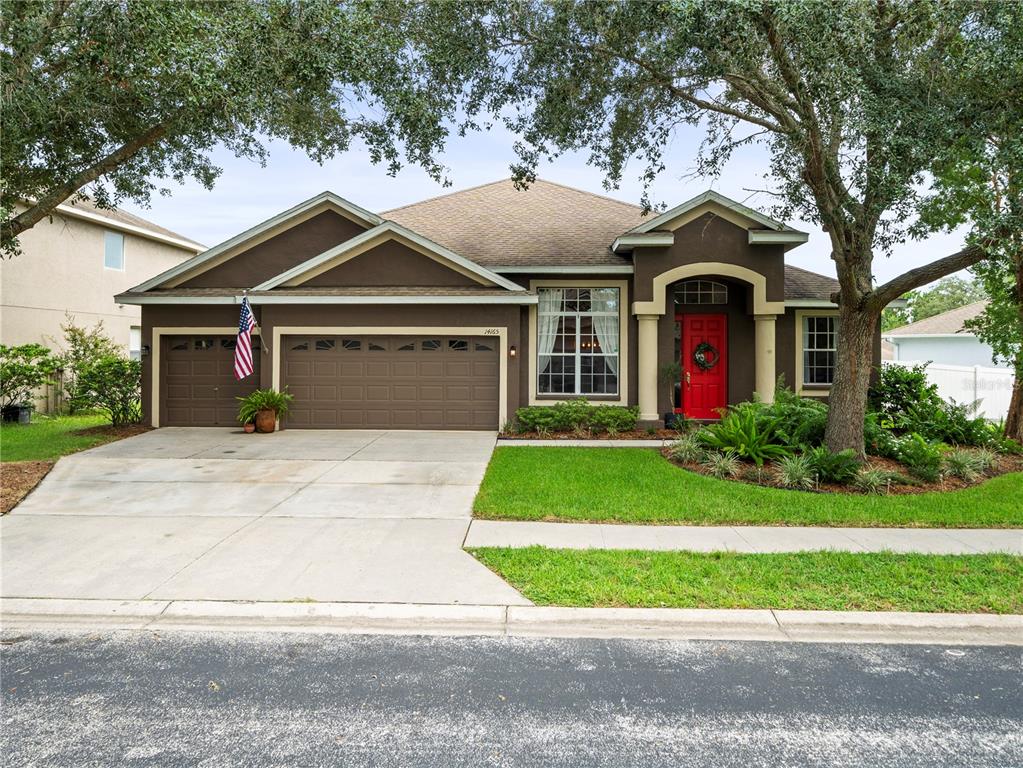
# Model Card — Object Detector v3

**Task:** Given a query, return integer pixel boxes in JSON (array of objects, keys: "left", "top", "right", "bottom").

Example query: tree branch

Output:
[
  {"left": 2, "top": 124, "right": 168, "bottom": 243},
  {"left": 869, "top": 245, "right": 987, "bottom": 309}
]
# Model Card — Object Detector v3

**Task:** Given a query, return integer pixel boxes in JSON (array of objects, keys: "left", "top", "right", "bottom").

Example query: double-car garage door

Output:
[
  {"left": 162, "top": 333, "right": 499, "bottom": 429},
  {"left": 284, "top": 334, "right": 499, "bottom": 429}
]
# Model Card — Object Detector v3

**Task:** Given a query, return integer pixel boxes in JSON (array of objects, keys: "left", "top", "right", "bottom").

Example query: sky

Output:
[{"left": 120, "top": 120, "right": 970, "bottom": 285}]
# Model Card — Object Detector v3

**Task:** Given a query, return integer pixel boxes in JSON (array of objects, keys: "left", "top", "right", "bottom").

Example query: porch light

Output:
[{"left": 509, "top": 345, "right": 517, "bottom": 358}]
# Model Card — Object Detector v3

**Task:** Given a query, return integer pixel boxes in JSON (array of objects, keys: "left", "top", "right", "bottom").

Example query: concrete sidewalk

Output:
[
  {"left": 3, "top": 597, "right": 1020, "bottom": 646},
  {"left": 464, "top": 520, "right": 1023, "bottom": 554}
]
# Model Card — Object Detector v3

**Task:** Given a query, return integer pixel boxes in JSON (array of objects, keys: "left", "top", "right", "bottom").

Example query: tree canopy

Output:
[
  {"left": 882, "top": 277, "right": 988, "bottom": 331},
  {"left": 1, "top": 0, "right": 475, "bottom": 255}
]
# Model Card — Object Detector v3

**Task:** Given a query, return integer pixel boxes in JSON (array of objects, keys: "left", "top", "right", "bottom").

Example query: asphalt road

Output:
[{"left": 2, "top": 630, "right": 1020, "bottom": 767}]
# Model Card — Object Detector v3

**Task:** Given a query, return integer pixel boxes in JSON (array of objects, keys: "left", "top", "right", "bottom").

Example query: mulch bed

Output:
[
  {"left": 73, "top": 423, "right": 152, "bottom": 439},
  {"left": 1, "top": 461, "right": 55, "bottom": 514},
  {"left": 501, "top": 429, "right": 679, "bottom": 440},
  {"left": 663, "top": 448, "right": 1023, "bottom": 496}
]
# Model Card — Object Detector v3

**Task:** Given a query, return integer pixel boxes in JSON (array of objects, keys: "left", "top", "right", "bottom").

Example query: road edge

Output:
[{"left": 3, "top": 598, "right": 1021, "bottom": 645}]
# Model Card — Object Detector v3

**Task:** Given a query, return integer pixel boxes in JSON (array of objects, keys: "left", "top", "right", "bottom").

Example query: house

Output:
[
  {"left": 1, "top": 198, "right": 204, "bottom": 360},
  {"left": 883, "top": 301, "right": 1008, "bottom": 369},
  {"left": 116, "top": 179, "right": 881, "bottom": 429}
]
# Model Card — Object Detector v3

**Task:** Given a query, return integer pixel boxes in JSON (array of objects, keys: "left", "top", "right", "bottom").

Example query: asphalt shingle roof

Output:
[
  {"left": 784, "top": 264, "right": 839, "bottom": 301},
  {"left": 885, "top": 300, "right": 987, "bottom": 336}
]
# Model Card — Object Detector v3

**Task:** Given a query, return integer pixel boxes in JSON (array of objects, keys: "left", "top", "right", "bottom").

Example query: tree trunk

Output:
[
  {"left": 823, "top": 303, "right": 878, "bottom": 456},
  {"left": 1005, "top": 373, "right": 1023, "bottom": 442}
]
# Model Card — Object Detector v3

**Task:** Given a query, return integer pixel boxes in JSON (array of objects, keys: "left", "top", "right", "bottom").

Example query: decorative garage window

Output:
[
  {"left": 315, "top": 339, "right": 335, "bottom": 351},
  {"left": 449, "top": 339, "right": 469, "bottom": 352},
  {"left": 422, "top": 339, "right": 441, "bottom": 351},
  {"left": 397, "top": 341, "right": 416, "bottom": 351},
  {"left": 194, "top": 338, "right": 214, "bottom": 351},
  {"left": 537, "top": 287, "right": 619, "bottom": 395},
  {"left": 802, "top": 315, "right": 838, "bottom": 385},
  {"left": 676, "top": 280, "right": 727, "bottom": 305},
  {"left": 341, "top": 339, "right": 361, "bottom": 351}
]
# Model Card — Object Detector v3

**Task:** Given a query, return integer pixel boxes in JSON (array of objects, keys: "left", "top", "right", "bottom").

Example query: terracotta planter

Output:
[
  {"left": 254, "top": 409, "right": 277, "bottom": 433},
  {"left": 243, "top": 422, "right": 256, "bottom": 434}
]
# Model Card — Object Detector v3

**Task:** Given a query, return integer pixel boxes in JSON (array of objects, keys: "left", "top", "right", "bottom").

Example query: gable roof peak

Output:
[{"left": 628, "top": 188, "right": 804, "bottom": 236}]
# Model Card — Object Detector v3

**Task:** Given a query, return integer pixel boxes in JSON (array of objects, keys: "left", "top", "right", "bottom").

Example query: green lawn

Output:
[
  {"left": 0, "top": 413, "right": 113, "bottom": 461},
  {"left": 474, "top": 447, "right": 1023, "bottom": 528},
  {"left": 471, "top": 547, "right": 1023, "bottom": 613}
]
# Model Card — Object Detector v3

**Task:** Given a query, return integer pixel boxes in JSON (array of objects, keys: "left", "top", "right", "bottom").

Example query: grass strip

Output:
[
  {"left": 470, "top": 547, "right": 1023, "bottom": 614},
  {"left": 1, "top": 414, "right": 121, "bottom": 462},
  {"left": 474, "top": 447, "right": 1023, "bottom": 528}
]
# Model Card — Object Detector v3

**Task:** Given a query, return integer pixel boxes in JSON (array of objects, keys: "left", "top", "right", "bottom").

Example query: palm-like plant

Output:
[{"left": 697, "top": 406, "right": 790, "bottom": 467}]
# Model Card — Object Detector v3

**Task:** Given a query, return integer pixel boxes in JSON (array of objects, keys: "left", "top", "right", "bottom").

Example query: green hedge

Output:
[{"left": 515, "top": 398, "right": 640, "bottom": 434}]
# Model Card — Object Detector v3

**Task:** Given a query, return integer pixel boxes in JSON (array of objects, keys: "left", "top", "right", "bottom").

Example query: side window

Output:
[{"left": 104, "top": 231, "right": 124, "bottom": 270}]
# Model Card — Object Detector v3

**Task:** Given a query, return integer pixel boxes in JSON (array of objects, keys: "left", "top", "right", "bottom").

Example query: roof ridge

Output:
[{"left": 381, "top": 176, "right": 644, "bottom": 215}]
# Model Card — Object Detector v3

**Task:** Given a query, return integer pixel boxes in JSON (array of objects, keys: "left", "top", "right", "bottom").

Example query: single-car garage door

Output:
[
  {"left": 163, "top": 335, "right": 261, "bottom": 426},
  {"left": 283, "top": 334, "right": 499, "bottom": 429}
]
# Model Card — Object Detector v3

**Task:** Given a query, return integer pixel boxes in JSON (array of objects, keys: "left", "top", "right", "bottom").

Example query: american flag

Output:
[{"left": 233, "top": 297, "right": 256, "bottom": 380}]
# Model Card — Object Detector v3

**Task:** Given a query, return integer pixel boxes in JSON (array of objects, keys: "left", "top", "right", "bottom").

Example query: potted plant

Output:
[
  {"left": 237, "top": 388, "right": 294, "bottom": 433},
  {"left": 658, "top": 361, "right": 683, "bottom": 429}
]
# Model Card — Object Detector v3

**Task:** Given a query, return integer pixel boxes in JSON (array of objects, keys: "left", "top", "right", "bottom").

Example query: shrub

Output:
[
  {"left": 590, "top": 405, "right": 640, "bottom": 435},
  {"left": 864, "top": 412, "right": 900, "bottom": 458},
  {"left": 774, "top": 454, "right": 815, "bottom": 490},
  {"left": 766, "top": 384, "right": 828, "bottom": 448},
  {"left": 943, "top": 449, "right": 997, "bottom": 482},
  {"left": 804, "top": 446, "right": 862, "bottom": 484},
  {"left": 51, "top": 315, "right": 122, "bottom": 413},
  {"left": 0, "top": 343, "right": 59, "bottom": 408},
  {"left": 701, "top": 450, "right": 741, "bottom": 479},
  {"left": 896, "top": 433, "right": 945, "bottom": 483},
  {"left": 237, "top": 388, "right": 294, "bottom": 424},
  {"left": 667, "top": 432, "right": 704, "bottom": 463},
  {"left": 514, "top": 400, "right": 638, "bottom": 435},
  {"left": 868, "top": 363, "right": 942, "bottom": 429},
  {"left": 853, "top": 468, "right": 902, "bottom": 495},
  {"left": 697, "top": 406, "right": 790, "bottom": 466},
  {"left": 75, "top": 355, "right": 141, "bottom": 425}
]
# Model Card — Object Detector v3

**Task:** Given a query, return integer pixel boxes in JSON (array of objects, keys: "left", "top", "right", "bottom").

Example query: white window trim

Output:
[
  {"left": 528, "top": 279, "right": 629, "bottom": 406},
  {"left": 104, "top": 230, "right": 125, "bottom": 271},
  {"left": 795, "top": 309, "right": 839, "bottom": 396}
]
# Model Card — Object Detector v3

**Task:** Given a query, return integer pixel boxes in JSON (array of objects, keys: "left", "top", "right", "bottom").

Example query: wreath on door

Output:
[{"left": 693, "top": 341, "right": 719, "bottom": 371}]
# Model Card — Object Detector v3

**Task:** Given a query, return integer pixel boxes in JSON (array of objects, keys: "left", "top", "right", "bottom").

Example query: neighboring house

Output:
[
  {"left": 1, "top": 199, "right": 204, "bottom": 360},
  {"left": 883, "top": 301, "right": 1008, "bottom": 369},
  {"left": 117, "top": 179, "right": 884, "bottom": 429}
]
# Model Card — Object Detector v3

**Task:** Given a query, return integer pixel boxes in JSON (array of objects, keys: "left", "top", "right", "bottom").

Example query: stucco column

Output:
[
  {"left": 637, "top": 313, "right": 660, "bottom": 421},
  {"left": 754, "top": 314, "right": 777, "bottom": 404}
]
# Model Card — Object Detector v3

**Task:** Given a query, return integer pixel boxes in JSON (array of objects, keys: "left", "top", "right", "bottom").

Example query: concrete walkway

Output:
[
  {"left": 1, "top": 428, "right": 528, "bottom": 606},
  {"left": 465, "top": 520, "right": 1023, "bottom": 554}
]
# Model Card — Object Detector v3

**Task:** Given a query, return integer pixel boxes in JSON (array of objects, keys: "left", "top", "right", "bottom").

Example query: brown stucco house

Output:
[{"left": 117, "top": 179, "right": 876, "bottom": 430}]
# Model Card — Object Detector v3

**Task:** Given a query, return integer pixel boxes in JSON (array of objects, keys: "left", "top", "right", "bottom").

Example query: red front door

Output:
[{"left": 680, "top": 314, "right": 728, "bottom": 420}]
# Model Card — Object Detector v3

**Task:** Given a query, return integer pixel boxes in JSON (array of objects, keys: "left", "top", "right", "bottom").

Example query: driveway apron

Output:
[{"left": 1, "top": 428, "right": 528, "bottom": 606}]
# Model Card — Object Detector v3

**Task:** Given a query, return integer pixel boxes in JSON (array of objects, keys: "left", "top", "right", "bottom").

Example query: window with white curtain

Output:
[
  {"left": 537, "top": 287, "right": 619, "bottom": 395},
  {"left": 104, "top": 231, "right": 124, "bottom": 270}
]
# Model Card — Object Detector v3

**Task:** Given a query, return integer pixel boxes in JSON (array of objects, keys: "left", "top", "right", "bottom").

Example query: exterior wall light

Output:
[{"left": 509, "top": 345, "right": 517, "bottom": 358}]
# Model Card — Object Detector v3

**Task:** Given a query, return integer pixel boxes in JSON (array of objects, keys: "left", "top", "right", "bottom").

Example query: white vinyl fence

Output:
[{"left": 884, "top": 360, "right": 1016, "bottom": 421}]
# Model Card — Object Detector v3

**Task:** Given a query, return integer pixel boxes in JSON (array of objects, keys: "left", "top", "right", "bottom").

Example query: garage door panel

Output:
[
  {"left": 283, "top": 334, "right": 498, "bottom": 429},
  {"left": 163, "top": 335, "right": 260, "bottom": 426}
]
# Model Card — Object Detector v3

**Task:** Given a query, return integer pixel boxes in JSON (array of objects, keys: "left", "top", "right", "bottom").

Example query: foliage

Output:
[
  {"left": 804, "top": 446, "right": 862, "bottom": 485},
  {"left": 237, "top": 388, "right": 294, "bottom": 424},
  {"left": 514, "top": 400, "right": 639, "bottom": 434},
  {"left": 666, "top": 433, "right": 704, "bottom": 464},
  {"left": 863, "top": 412, "right": 900, "bottom": 459},
  {"left": 773, "top": 455, "right": 815, "bottom": 491},
  {"left": 0, "top": 343, "right": 58, "bottom": 408},
  {"left": 904, "top": 398, "right": 991, "bottom": 447},
  {"left": 763, "top": 382, "right": 828, "bottom": 449},
  {"left": 1, "top": 0, "right": 485, "bottom": 254},
  {"left": 896, "top": 434, "right": 945, "bottom": 483},
  {"left": 852, "top": 468, "right": 901, "bottom": 496},
  {"left": 943, "top": 450, "right": 987, "bottom": 482},
  {"left": 697, "top": 406, "right": 789, "bottom": 466},
  {"left": 868, "top": 363, "right": 942, "bottom": 428},
  {"left": 881, "top": 277, "right": 987, "bottom": 331},
  {"left": 75, "top": 356, "right": 141, "bottom": 426},
  {"left": 700, "top": 450, "right": 740, "bottom": 480},
  {"left": 50, "top": 315, "right": 121, "bottom": 413}
]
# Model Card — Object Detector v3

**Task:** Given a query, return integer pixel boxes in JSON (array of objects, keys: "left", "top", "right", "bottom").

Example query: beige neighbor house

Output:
[
  {"left": 1, "top": 199, "right": 204, "bottom": 365},
  {"left": 116, "top": 179, "right": 884, "bottom": 430}
]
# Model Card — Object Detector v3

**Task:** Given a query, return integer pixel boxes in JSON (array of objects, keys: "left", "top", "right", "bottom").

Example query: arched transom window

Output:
[{"left": 676, "top": 280, "right": 728, "bottom": 305}]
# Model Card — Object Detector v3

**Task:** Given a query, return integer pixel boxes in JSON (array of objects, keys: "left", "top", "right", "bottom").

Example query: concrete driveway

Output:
[{"left": 1, "top": 428, "right": 528, "bottom": 606}]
